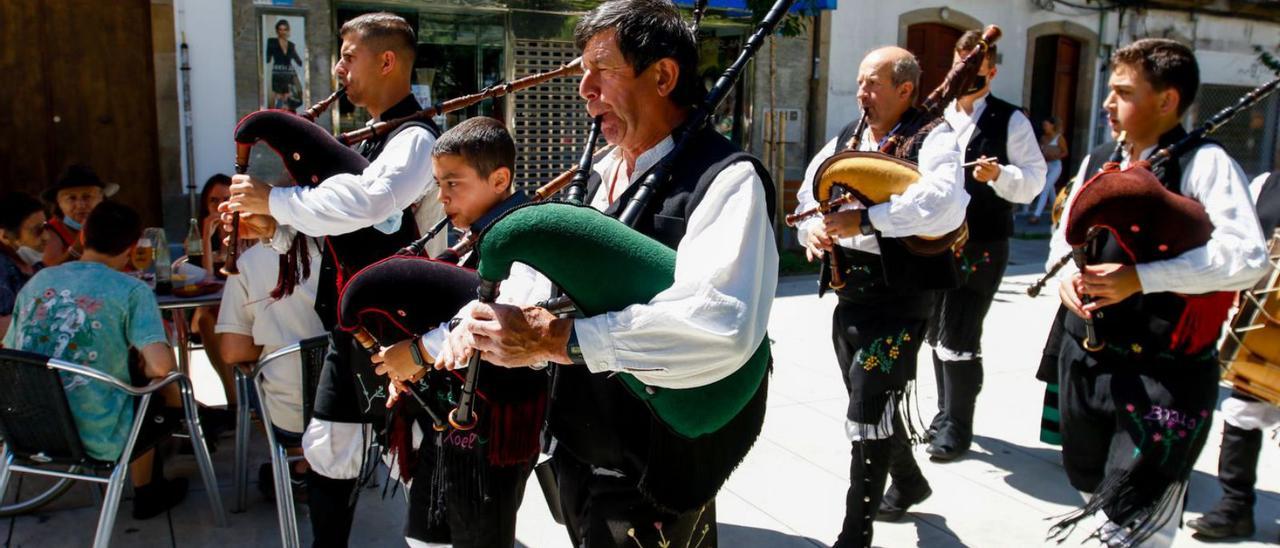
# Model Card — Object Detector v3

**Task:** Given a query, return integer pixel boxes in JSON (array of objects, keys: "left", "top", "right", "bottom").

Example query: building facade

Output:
[{"left": 820, "top": 0, "right": 1280, "bottom": 182}]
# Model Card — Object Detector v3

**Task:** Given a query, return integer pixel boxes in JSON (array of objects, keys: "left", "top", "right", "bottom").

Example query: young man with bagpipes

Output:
[
  {"left": 1048, "top": 38, "right": 1268, "bottom": 547},
  {"left": 922, "top": 30, "right": 1047, "bottom": 463},
  {"left": 220, "top": 12, "right": 443, "bottom": 546}
]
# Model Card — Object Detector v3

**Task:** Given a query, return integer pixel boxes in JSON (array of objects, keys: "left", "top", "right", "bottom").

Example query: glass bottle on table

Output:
[
  {"left": 152, "top": 228, "right": 173, "bottom": 295},
  {"left": 184, "top": 218, "right": 204, "bottom": 272}
]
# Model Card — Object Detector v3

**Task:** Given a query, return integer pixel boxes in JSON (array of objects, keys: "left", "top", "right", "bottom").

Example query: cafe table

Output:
[{"left": 156, "top": 286, "right": 224, "bottom": 375}]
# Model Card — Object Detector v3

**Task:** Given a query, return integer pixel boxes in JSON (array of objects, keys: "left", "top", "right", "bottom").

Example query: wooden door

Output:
[
  {"left": 1051, "top": 36, "right": 1080, "bottom": 174},
  {"left": 0, "top": 0, "right": 162, "bottom": 225},
  {"left": 1030, "top": 34, "right": 1082, "bottom": 185},
  {"left": 906, "top": 23, "right": 964, "bottom": 102}
]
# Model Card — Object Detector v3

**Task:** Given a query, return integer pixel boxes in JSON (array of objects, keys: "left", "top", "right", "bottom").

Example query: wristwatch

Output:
[
  {"left": 408, "top": 335, "right": 426, "bottom": 366},
  {"left": 858, "top": 211, "right": 875, "bottom": 236},
  {"left": 565, "top": 325, "right": 587, "bottom": 365}
]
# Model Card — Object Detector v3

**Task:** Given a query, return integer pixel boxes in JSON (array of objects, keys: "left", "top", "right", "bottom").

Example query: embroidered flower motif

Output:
[
  {"left": 1125, "top": 404, "right": 1136, "bottom": 413},
  {"left": 91, "top": 320, "right": 101, "bottom": 329},
  {"left": 1152, "top": 433, "right": 1163, "bottom": 442},
  {"left": 43, "top": 289, "right": 55, "bottom": 299},
  {"left": 59, "top": 289, "right": 71, "bottom": 298},
  {"left": 1200, "top": 410, "right": 1209, "bottom": 417},
  {"left": 1178, "top": 430, "right": 1187, "bottom": 438},
  {"left": 1130, "top": 343, "right": 1143, "bottom": 354},
  {"left": 87, "top": 351, "right": 98, "bottom": 361}
]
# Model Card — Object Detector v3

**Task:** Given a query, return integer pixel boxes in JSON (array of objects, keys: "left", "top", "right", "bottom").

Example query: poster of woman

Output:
[{"left": 261, "top": 14, "right": 307, "bottom": 112}]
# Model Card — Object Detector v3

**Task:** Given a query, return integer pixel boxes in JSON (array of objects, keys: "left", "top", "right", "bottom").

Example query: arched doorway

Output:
[
  {"left": 906, "top": 23, "right": 964, "bottom": 100},
  {"left": 1028, "top": 34, "right": 1082, "bottom": 188}
]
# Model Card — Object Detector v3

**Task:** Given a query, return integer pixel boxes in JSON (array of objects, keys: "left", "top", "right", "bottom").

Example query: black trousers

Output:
[
  {"left": 926, "top": 239, "right": 1008, "bottom": 356},
  {"left": 406, "top": 449, "right": 535, "bottom": 548},
  {"left": 553, "top": 447, "right": 718, "bottom": 547},
  {"left": 1057, "top": 336, "right": 1219, "bottom": 523},
  {"left": 308, "top": 332, "right": 385, "bottom": 547},
  {"left": 832, "top": 299, "right": 929, "bottom": 426}
]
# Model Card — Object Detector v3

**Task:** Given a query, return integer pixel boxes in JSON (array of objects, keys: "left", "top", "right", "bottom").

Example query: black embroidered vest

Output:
[
  {"left": 315, "top": 95, "right": 439, "bottom": 329},
  {"left": 824, "top": 109, "right": 960, "bottom": 297},
  {"left": 962, "top": 95, "right": 1018, "bottom": 242}
]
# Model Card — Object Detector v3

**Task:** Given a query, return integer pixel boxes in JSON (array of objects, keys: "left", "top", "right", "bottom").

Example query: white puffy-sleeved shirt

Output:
[
  {"left": 573, "top": 136, "right": 779, "bottom": 389},
  {"left": 793, "top": 118, "right": 969, "bottom": 255},
  {"left": 942, "top": 94, "right": 1048, "bottom": 205},
  {"left": 1048, "top": 143, "right": 1267, "bottom": 294},
  {"left": 266, "top": 119, "right": 445, "bottom": 258},
  {"left": 215, "top": 242, "right": 326, "bottom": 434}
]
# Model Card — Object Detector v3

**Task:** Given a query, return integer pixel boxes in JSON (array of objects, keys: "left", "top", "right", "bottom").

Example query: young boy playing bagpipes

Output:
[
  {"left": 1048, "top": 38, "right": 1268, "bottom": 547},
  {"left": 368, "top": 116, "right": 552, "bottom": 547}
]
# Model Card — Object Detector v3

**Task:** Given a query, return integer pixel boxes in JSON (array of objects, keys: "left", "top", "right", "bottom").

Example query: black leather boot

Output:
[
  {"left": 925, "top": 351, "right": 946, "bottom": 441},
  {"left": 1188, "top": 423, "right": 1261, "bottom": 540},
  {"left": 927, "top": 360, "right": 983, "bottom": 461},
  {"left": 878, "top": 426, "right": 932, "bottom": 522},
  {"left": 306, "top": 471, "right": 359, "bottom": 547},
  {"left": 833, "top": 438, "right": 893, "bottom": 548}
]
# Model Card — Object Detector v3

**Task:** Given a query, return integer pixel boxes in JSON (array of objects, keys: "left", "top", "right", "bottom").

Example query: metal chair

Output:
[
  {"left": 0, "top": 349, "right": 226, "bottom": 547},
  {"left": 232, "top": 335, "right": 328, "bottom": 548}
]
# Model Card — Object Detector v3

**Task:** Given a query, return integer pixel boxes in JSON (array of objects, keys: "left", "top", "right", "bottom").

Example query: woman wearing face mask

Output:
[
  {"left": 0, "top": 192, "right": 49, "bottom": 342},
  {"left": 41, "top": 164, "right": 117, "bottom": 266}
]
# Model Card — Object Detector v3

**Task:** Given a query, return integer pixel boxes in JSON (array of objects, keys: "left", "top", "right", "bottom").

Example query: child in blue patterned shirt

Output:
[{"left": 3, "top": 201, "right": 188, "bottom": 519}]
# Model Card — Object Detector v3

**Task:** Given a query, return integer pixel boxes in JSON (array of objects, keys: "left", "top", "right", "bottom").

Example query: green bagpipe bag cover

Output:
[{"left": 476, "top": 202, "right": 770, "bottom": 439}]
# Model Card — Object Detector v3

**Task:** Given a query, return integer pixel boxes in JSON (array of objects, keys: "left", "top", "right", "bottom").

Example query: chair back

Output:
[
  {"left": 0, "top": 350, "right": 89, "bottom": 464},
  {"left": 297, "top": 335, "right": 330, "bottom": 427}
]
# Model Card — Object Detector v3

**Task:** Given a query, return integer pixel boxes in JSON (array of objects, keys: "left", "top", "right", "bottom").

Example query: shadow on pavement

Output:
[
  {"left": 904, "top": 512, "right": 968, "bottom": 547},
  {"left": 963, "top": 435, "right": 1083, "bottom": 508},
  {"left": 717, "top": 523, "right": 826, "bottom": 547}
]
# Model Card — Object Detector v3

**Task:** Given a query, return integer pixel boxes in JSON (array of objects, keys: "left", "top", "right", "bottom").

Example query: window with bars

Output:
[
  {"left": 1190, "top": 84, "right": 1280, "bottom": 179},
  {"left": 511, "top": 39, "right": 591, "bottom": 192}
]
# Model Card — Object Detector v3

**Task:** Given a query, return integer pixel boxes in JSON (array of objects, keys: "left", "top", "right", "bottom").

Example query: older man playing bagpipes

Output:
[{"left": 423, "top": 0, "right": 783, "bottom": 545}]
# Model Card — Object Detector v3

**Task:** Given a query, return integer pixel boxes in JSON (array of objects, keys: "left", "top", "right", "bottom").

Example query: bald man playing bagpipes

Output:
[
  {"left": 413, "top": 0, "right": 779, "bottom": 545},
  {"left": 792, "top": 45, "right": 969, "bottom": 546}
]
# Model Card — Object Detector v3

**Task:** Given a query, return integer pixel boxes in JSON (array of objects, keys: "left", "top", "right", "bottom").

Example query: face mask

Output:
[
  {"left": 16, "top": 245, "right": 42, "bottom": 265},
  {"left": 62, "top": 216, "right": 82, "bottom": 232},
  {"left": 965, "top": 75, "right": 988, "bottom": 96}
]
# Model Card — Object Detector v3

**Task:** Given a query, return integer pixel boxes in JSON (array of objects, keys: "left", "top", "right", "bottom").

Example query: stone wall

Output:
[{"left": 750, "top": 26, "right": 816, "bottom": 248}]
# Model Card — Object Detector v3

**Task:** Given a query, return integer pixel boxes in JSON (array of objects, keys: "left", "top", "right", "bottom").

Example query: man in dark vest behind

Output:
[
  {"left": 222, "top": 12, "right": 441, "bottom": 546},
  {"left": 793, "top": 46, "right": 968, "bottom": 546},
  {"left": 921, "top": 30, "right": 1047, "bottom": 463},
  {"left": 432, "top": 0, "right": 777, "bottom": 545}
]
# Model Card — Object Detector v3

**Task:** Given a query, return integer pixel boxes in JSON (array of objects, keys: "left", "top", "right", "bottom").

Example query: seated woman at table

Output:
[
  {"left": 0, "top": 191, "right": 48, "bottom": 342},
  {"left": 216, "top": 236, "right": 325, "bottom": 498},
  {"left": 41, "top": 164, "right": 116, "bottom": 267},
  {"left": 3, "top": 201, "right": 190, "bottom": 519},
  {"left": 189, "top": 174, "right": 235, "bottom": 407}
]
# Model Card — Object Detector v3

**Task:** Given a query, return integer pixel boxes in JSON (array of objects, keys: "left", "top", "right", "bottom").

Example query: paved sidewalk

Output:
[{"left": 5, "top": 236, "right": 1278, "bottom": 547}]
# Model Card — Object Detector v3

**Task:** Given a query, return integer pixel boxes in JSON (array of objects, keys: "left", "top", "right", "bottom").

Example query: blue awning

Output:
[{"left": 675, "top": 0, "right": 836, "bottom": 15}]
